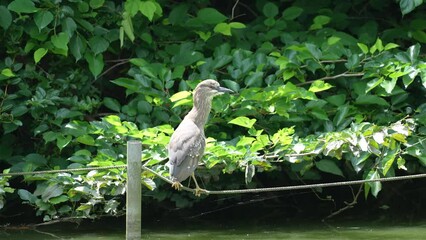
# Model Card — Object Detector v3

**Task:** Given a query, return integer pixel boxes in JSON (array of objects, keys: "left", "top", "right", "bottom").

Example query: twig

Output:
[
  {"left": 231, "top": 0, "right": 240, "bottom": 20},
  {"left": 95, "top": 59, "right": 130, "bottom": 80},
  {"left": 322, "top": 184, "right": 363, "bottom": 221},
  {"left": 297, "top": 72, "right": 364, "bottom": 86}
]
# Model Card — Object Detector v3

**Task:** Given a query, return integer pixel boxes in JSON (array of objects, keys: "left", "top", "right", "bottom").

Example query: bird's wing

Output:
[{"left": 168, "top": 120, "right": 204, "bottom": 167}]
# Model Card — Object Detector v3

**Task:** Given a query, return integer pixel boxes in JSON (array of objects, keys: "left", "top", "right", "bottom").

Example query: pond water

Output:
[{"left": 2, "top": 220, "right": 426, "bottom": 240}]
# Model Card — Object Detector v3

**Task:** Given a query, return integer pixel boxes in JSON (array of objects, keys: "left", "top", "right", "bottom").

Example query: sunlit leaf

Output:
[
  {"left": 366, "top": 169, "right": 381, "bottom": 197},
  {"left": 170, "top": 91, "right": 191, "bottom": 102},
  {"left": 308, "top": 80, "right": 333, "bottom": 92},
  {"left": 245, "top": 164, "right": 255, "bottom": 184},
  {"left": 229, "top": 116, "right": 257, "bottom": 129},
  {"left": 34, "top": 48, "right": 48, "bottom": 63},
  {"left": 357, "top": 43, "right": 369, "bottom": 54}
]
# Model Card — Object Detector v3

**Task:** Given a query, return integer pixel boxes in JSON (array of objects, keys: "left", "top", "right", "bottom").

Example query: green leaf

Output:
[
  {"left": 400, "top": 0, "right": 423, "bottom": 15},
  {"left": 137, "top": 100, "right": 152, "bottom": 113},
  {"left": 169, "top": 4, "right": 189, "bottom": 25},
  {"left": 51, "top": 32, "right": 69, "bottom": 54},
  {"left": 345, "top": 54, "right": 360, "bottom": 69},
  {"left": 1, "top": 68, "right": 15, "bottom": 77},
  {"left": 49, "top": 195, "right": 69, "bottom": 204},
  {"left": 85, "top": 52, "right": 104, "bottom": 78},
  {"left": 142, "top": 178, "right": 157, "bottom": 190},
  {"left": 380, "top": 78, "right": 397, "bottom": 94},
  {"left": 214, "top": 23, "right": 231, "bottom": 36},
  {"left": 8, "top": 0, "right": 37, "bottom": 13},
  {"left": 43, "top": 131, "right": 58, "bottom": 143},
  {"left": 104, "top": 115, "right": 122, "bottom": 126},
  {"left": 197, "top": 8, "right": 227, "bottom": 24},
  {"left": 70, "top": 35, "right": 86, "bottom": 61},
  {"left": 366, "top": 77, "right": 383, "bottom": 92},
  {"left": 355, "top": 95, "right": 389, "bottom": 106},
  {"left": 381, "top": 146, "right": 398, "bottom": 176},
  {"left": 229, "top": 22, "right": 246, "bottom": 29},
  {"left": 370, "top": 38, "right": 383, "bottom": 53},
  {"left": 121, "top": 12, "right": 135, "bottom": 43},
  {"left": 111, "top": 78, "right": 139, "bottom": 92},
  {"left": 282, "top": 6, "right": 303, "bottom": 20},
  {"left": 34, "top": 48, "right": 48, "bottom": 64},
  {"left": 412, "top": 30, "right": 426, "bottom": 43},
  {"left": 325, "top": 94, "right": 346, "bottom": 106},
  {"left": 357, "top": 43, "right": 369, "bottom": 54},
  {"left": 0, "top": 6, "right": 12, "bottom": 30},
  {"left": 125, "top": 0, "right": 140, "bottom": 17},
  {"left": 316, "top": 159, "right": 344, "bottom": 177},
  {"left": 103, "top": 97, "right": 121, "bottom": 112},
  {"left": 306, "top": 43, "right": 322, "bottom": 59},
  {"left": 42, "top": 184, "right": 63, "bottom": 202},
  {"left": 23, "top": 153, "right": 47, "bottom": 166},
  {"left": 228, "top": 116, "right": 257, "bottom": 129},
  {"left": 310, "top": 15, "right": 331, "bottom": 30},
  {"left": 34, "top": 11, "right": 53, "bottom": 31},
  {"left": 76, "top": 135, "right": 95, "bottom": 146},
  {"left": 11, "top": 105, "right": 28, "bottom": 117},
  {"left": 408, "top": 44, "right": 420, "bottom": 63},
  {"left": 170, "top": 91, "right": 191, "bottom": 102},
  {"left": 384, "top": 43, "right": 399, "bottom": 50},
  {"left": 310, "top": 108, "right": 329, "bottom": 120},
  {"left": 139, "top": 1, "right": 157, "bottom": 21},
  {"left": 18, "top": 189, "right": 37, "bottom": 203},
  {"left": 263, "top": 2, "right": 279, "bottom": 18},
  {"left": 245, "top": 164, "right": 255, "bottom": 184},
  {"left": 62, "top": 17, "right": 77, "bottom": 38},
  {"left": 366, "top": 169, "right": 382, "bottom": 197},
  {"left": 309, "top": 80, "right": 333, "bottom": 92},
  {"left": 244, "top": 72, "right": 263, "bottom": 87},
  {"left": 333, "top": 104, "right": 349, "bottom": 127},
  {"left": 56, "top": 135, "right": 72, "bottom": 151},
  {"left": 88, "top": 36, "right": 109, "bottom": 55},
  {"left": 327, "top": 36, "right": 341, "bottom": 45},
  {"left": 89, "top": 0, "right": 104, "bottom": 9}
]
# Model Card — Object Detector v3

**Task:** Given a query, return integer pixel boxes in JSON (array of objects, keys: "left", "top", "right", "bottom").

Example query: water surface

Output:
[{"left": 2, "top": 220, "right": 426, "bottom": 239}]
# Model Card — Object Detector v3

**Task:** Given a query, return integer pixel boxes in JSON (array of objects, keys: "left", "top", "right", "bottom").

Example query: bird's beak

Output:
[{"left": 217, "top": 86, "right": 234, "bottom": 94}]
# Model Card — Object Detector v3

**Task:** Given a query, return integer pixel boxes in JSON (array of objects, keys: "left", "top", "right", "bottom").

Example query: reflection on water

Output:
[{"left": 2, "top": 221, "right": 426, "bottom": 240}]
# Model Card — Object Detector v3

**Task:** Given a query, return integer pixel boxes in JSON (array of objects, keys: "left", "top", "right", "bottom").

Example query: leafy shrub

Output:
[{"left": 0, "top": 0, "right": 426, "bottom": 220}]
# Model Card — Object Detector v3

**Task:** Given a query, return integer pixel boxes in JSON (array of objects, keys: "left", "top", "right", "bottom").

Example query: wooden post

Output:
[{"left": 126, "top": 140, "right": 142, "bottom": 240}]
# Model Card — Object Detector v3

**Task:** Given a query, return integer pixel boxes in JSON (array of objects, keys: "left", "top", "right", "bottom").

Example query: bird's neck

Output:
[{"left": 186, "top": 95, "right": 212, "bottom": 128}]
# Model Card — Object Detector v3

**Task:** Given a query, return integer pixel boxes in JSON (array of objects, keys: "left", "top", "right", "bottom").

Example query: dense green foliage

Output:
[{"left": 1, "top": 0, "right": 426, "bottom": 221}]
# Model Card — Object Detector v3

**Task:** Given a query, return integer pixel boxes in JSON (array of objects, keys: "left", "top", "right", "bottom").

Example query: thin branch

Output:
[
  {"left": 231, "top": 0, "right": 240, "bottom": 20},
  {"left": 95, "top": 59, "right": 130, "bottom": 80},
  {"left": 297, "top": 72, "right": 364, "bottom": 86},
  {"left": 322, "top": 184, "right": 363, "bottom": 221}
]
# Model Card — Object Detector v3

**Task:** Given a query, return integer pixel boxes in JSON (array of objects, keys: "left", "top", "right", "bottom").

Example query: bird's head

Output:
[{"left": 194, "top": 79, "right": 234, "bottom": 99}]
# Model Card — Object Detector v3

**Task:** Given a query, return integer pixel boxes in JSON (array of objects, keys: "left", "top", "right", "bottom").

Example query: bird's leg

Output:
[
  {"left": 191, "top": 173, "right": 207, "bottom": 197},
  {"left": 171, "top": 181, "right": 183, "bottom": 191}
]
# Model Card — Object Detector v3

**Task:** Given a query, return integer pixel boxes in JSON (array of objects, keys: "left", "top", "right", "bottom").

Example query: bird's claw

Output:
[
  {"left": 171, "top": 181, "right": 183, "bottom": 191},
  {"left": 194, "top": 187, "right": 207, "bottom": 197}
]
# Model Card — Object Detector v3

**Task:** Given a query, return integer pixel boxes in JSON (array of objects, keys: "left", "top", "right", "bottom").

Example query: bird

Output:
[{"left": 167, "top": 79, "right": 233, "bottom": 196}]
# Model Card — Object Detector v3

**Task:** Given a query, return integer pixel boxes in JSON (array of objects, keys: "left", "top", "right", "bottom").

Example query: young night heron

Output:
[{"left": 167, "top": 80, "right": 233, "bottom": 196}]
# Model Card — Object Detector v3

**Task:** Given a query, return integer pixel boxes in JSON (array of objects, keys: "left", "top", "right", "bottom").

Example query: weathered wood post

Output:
[{"left": 126, "top": 140, "right": 142, "bottom": 240}]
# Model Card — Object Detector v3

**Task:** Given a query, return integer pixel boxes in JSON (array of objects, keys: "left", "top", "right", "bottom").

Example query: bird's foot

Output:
[
  {"left": 194, "top": 187, "right": 207, "bottom": 197},
  {"left": 171, "top": 181, "right": 183, "bottom": 191}
]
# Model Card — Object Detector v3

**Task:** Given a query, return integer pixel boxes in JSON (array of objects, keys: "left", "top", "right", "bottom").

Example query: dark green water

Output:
[{"left": 2, "top": 221, "right": 426, "bottom": 240}]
